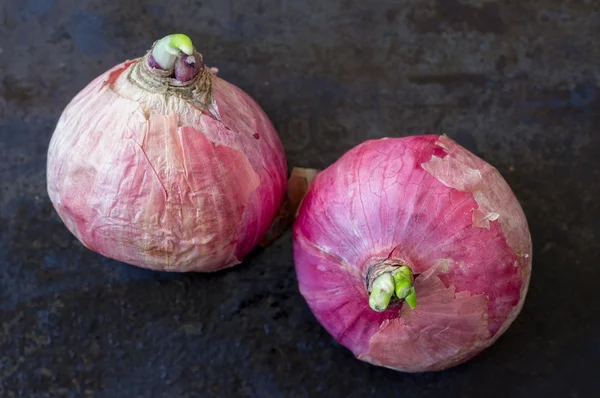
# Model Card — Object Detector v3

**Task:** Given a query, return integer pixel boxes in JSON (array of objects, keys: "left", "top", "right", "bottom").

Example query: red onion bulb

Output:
[
  {"left": 47, "top": 34, "right": 287, "bottom": 272},
  {"left": 293, "top": 135, "right": 532, "bottom": 372}
]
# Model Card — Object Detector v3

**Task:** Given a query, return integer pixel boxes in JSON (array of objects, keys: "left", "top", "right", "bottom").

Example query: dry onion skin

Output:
[
  {"left": 293, "top": 135, "right": 532, "bottom": 372},
  {"left": 47, "top": 34, "right": 287, "bottom": 272}
]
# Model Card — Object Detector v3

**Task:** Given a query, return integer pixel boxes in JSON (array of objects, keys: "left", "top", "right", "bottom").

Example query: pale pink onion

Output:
[
  {"left": 47, "top": 34, "right": 287, "bottom": 272},
  {"left": 293, "top": 135, "right": 532, "bottom": 372}
]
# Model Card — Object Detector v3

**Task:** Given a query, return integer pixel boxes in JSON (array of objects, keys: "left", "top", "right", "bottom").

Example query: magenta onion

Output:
[
  {"left": 293, "top": 135, "right": 532, "bottom": 372},
  {"left": 47, "top": 34, "right": 287, "bottom": 272}
]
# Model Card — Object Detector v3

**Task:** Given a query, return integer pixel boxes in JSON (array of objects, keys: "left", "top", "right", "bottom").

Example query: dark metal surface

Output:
[{"left": 1, "top": 0, "right": 599, "bottom": 397}]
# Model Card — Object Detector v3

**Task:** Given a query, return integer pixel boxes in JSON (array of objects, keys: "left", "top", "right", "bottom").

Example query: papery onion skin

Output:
[
  {"left": 293, "top": 135, "right": 531, "bottom": 372},
  {"left": 47, "top": 48, "right": 287, "bottom": 272}
]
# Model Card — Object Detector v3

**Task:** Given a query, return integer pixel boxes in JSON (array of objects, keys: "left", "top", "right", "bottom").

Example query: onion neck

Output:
[
  {"left": 123, "top": 51, "right": 214, "bottom": 112},
  {"left": 368, "top": 264, "right": 416, "bottom": 312}
]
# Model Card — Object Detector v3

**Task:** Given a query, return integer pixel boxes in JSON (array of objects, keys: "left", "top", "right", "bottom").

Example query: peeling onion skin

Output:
[
  {"left": 47, "top": 58, "right": 287, "bottom": 272},
  {"left": 293, "top": 135, "right": 531, "bottom": 372}
]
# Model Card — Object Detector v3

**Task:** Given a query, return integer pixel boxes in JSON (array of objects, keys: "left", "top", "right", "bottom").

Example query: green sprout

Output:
[{"left": 368, "top": 265, "right": 417, "bottom": 312}]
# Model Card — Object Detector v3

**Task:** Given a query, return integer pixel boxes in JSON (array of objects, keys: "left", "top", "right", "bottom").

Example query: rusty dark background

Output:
[{"left": 1, "top": 0, "right": 599, "bottom": 397}]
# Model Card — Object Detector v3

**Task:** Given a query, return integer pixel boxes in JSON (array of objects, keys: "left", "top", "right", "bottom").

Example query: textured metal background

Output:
[{"left": 1, "top": 0, "right": 599, "bottom": 397}]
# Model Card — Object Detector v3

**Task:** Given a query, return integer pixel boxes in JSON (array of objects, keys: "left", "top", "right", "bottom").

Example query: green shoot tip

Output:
[{"left": 169, "top": 34, "right": 194, "bottom": 55}]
